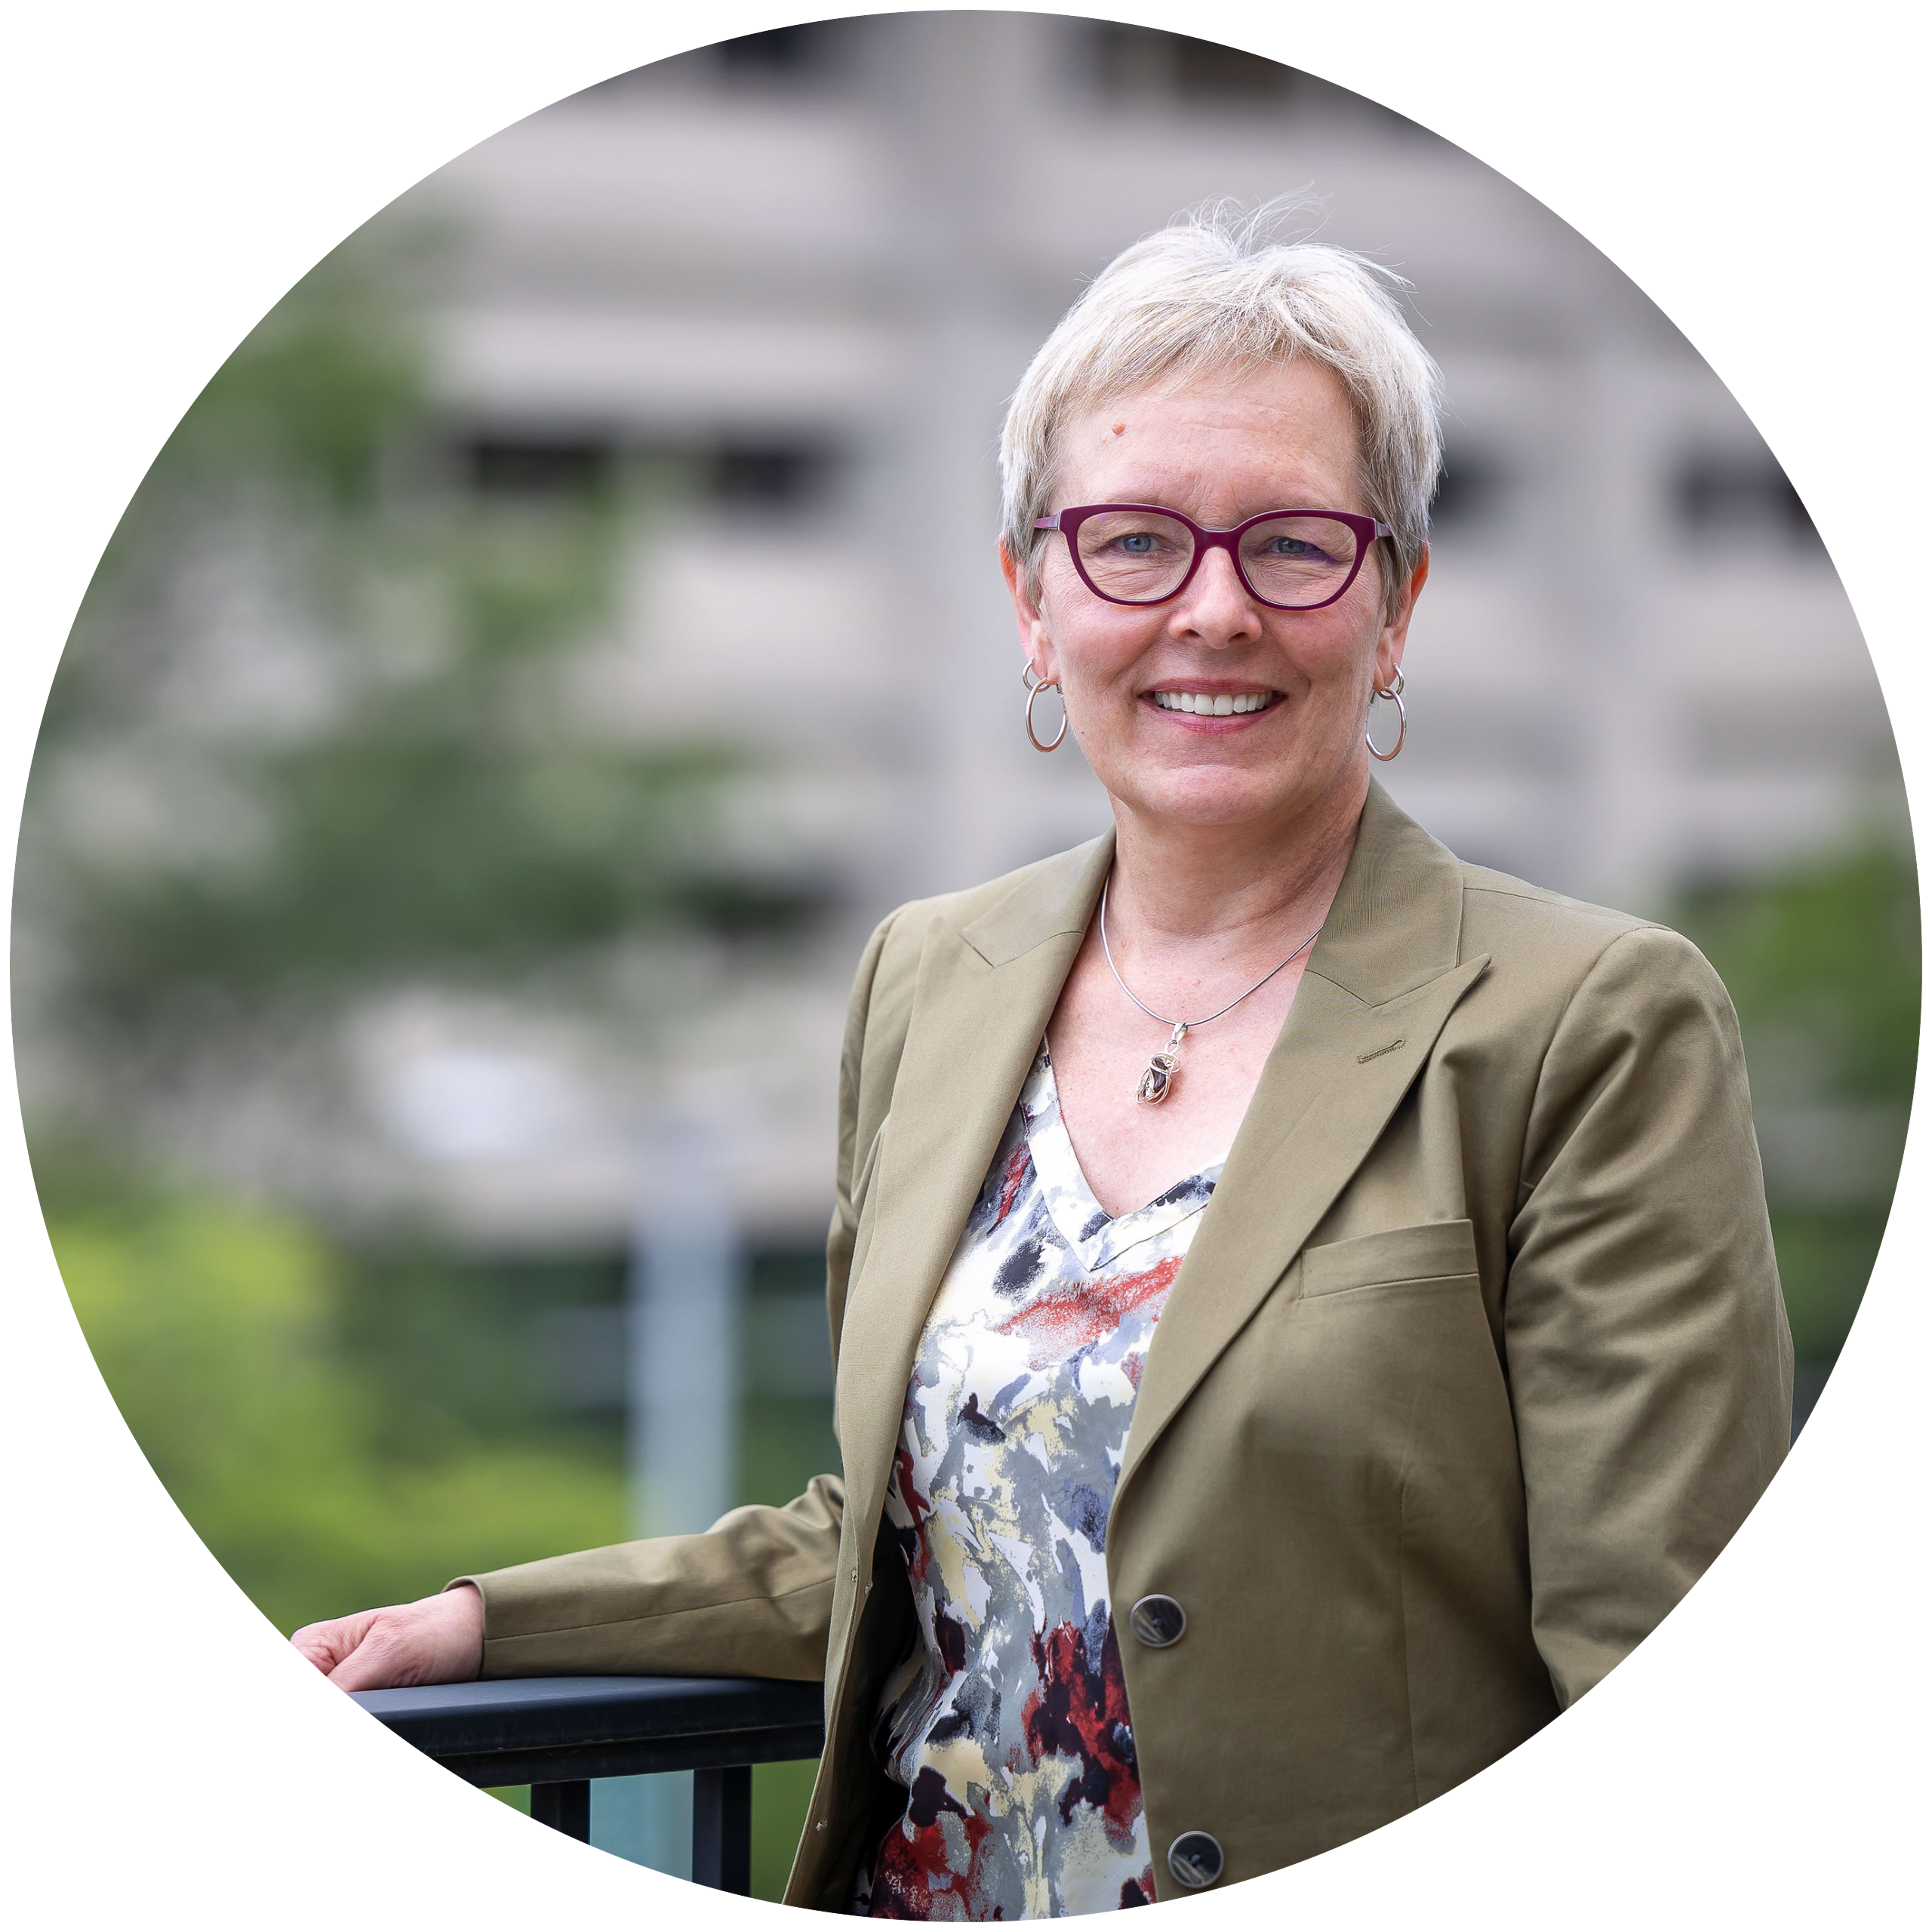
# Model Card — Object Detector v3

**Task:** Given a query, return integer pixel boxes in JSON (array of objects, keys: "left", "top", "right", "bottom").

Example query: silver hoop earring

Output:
[
  {"left": 1365, "top": 670, "right": 1406, "bottom": 761},
  {"left": 1024, "top": 674, "right": 1068, "bottom": 753}
]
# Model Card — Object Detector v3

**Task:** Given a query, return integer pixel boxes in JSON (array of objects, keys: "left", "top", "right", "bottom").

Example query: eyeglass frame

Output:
[{"left": 1032, "top": 503, "right": 1394, "bottom": 612}]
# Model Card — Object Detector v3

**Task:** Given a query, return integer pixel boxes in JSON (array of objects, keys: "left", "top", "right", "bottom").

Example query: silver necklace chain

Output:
[{"left": 1098, "top": 876, "right": 1322, "bottom": 1106}]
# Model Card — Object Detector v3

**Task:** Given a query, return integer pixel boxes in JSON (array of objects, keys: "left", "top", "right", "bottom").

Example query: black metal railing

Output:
[{"left": 352, "top": 1675, "right": 825, "bottom": 1894}]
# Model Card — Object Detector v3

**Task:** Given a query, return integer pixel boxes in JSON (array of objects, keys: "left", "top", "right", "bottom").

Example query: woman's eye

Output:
[{"left": 1118, "top": 532, "right": 1157, "bottom": 554}]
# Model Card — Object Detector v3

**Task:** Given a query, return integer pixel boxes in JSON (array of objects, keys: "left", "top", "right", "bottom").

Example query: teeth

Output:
[{"left": 1154, "top": 691, "right": 1272, "bottom": 715}]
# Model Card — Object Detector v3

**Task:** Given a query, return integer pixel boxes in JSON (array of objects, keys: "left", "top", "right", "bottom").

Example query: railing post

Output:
[
  {"left": 691, "top": 1764, "right": 753, "bottom": 1894},
  {"left": 352, "top": 1674, "right": 824, "bottom": 1892},
  {"left": 530, "top": 1780, "right": 592, "bottom": 1841}
]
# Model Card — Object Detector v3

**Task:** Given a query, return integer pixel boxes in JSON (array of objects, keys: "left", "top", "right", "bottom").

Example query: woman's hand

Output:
[{"left": 291, "top": 1582, "right": 485, "bottom": 1691}]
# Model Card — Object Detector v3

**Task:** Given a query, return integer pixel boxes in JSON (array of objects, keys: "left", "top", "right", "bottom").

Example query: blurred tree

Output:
[
  {"left": 1672, "top": 832, "right": 1919, "bottom": 1364},
  {"left": 17, "top": 230, "right": 735, "bottom": 1146},
  {"left": 54, "top": 1189, "right": 626, "bottom": 1633},
  {"left": 16, "top": 227, "right": 756, "bottom": 1629}
]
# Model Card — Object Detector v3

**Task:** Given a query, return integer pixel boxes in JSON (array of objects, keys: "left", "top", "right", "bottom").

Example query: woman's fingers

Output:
[
  {"left": 290, "top": 1583, "right": 484, "bottom": 1692},
  {"left": 323, "top": 1611, "right": 424, "bottom": 1693},
  {"left": 290, "top": 1607, "right": 380, "bottom": 1677}
]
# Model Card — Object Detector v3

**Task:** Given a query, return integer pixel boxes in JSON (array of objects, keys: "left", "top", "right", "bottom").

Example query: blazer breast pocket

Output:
[{"left": 1300, "top": 1218, "right": 1481, "bottom": 1299}]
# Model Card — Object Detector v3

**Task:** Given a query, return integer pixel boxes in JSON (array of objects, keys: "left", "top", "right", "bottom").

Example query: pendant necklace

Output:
[{"left": 1098, "top": 876, "right": 1322, "bottom": 1107}]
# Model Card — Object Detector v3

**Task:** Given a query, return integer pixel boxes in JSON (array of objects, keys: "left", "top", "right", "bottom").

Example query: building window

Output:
[
  {"left": 1089, "top": 24, "right": 1300, "bottom": 103},
  {"left": 458, "top": 432, "right": 839, "bottom": 510},
  {"left": 712, "top": 23, "right": 835, "bottom": 83},
  {"left": 468, "top": 437, "right": 614, "bottom": 500},
  {"left": 706, "top": 442, "right": 832, "bottom": 507},
  {"left": 1673, "top": 453, "right": 1823, "bottom": 551},
  {"left": 1429, "top": 451, "right": 1506, "bottom": 533}
]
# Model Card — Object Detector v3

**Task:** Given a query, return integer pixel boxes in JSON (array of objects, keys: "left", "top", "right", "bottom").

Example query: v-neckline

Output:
[{"left": 1019, "top": 1044, "right": 1226, "bottom": 1274}]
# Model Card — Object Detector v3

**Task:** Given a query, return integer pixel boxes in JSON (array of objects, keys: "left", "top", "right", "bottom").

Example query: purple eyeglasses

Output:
[{"left": 1034, "top": 503, "right": 1392, "bottom": 611}]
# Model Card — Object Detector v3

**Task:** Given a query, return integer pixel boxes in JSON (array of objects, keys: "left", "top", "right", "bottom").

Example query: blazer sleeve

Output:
[
  {"left": 1505, "top": 922, "right": 1794, "bottom": 1708},
  {"left": 457, "top": 912, "right": 900, "bottom": 1682}
]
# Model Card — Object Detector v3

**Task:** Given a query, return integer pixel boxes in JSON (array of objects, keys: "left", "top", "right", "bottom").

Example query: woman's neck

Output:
[{"left": 1105, "top": 764, "right": 1368, "bottom": 959}]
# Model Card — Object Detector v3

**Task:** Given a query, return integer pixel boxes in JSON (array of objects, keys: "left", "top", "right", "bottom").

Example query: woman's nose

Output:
[{"left": 1169, "top": 543, "right": 1261, "bottom": 642}]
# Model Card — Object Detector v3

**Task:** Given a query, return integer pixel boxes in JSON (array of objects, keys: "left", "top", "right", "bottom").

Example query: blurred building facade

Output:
[{"left": 41, "top": 15, "right": 1898, "bottom": 1262}]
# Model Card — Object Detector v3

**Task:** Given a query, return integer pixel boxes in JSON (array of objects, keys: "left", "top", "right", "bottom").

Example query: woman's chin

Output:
[{"left": 1112, "top": 770, "right": 1325, "bottom": 832}]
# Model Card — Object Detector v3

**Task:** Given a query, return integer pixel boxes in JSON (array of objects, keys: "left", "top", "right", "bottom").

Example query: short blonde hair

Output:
[{"left": 999, "top": 202, "right": 1444, "bottom": 621}]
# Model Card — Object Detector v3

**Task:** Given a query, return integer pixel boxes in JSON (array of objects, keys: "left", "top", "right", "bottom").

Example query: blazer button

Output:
[
  {"left": 1167, "top": 1832, "right": 1223, "bottom": 1890},
  {"left": 1128, "top": 1594, "right": 1186, "bottom": 1647}
]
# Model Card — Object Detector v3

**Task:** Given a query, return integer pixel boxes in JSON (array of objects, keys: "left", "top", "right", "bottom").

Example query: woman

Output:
[{"left": 295, "top": 209, "right": 1792, "bottom": 1913}]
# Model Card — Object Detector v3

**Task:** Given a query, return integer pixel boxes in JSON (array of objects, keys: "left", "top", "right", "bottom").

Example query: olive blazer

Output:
[{"left": 466, "top": 781, "right": 1793, "bottom": 1906}]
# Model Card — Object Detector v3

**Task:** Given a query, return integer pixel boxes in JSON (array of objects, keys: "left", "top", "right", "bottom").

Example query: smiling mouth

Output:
[{"left": 1150, "top": 690, "right": 1280, "bottom": 716}]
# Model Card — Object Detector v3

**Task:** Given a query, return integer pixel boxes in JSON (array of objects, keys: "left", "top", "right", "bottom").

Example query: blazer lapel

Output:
[
  {"left": 836, "top": 834, "right": 1115, "bottom": 1544},
  {"left": 1116, "top": 783, "right": 1487, "bottom": 1506}
]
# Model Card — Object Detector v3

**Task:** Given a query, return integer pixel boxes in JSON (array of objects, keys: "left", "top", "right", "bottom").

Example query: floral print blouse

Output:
[{"left": 858, "top": 1045, "right": 1224, "bottom": 1920}]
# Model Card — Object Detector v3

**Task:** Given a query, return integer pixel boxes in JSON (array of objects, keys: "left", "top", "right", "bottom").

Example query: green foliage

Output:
[
  {"left": 1672, "top": 833, "right": 1920, "bottom": 1361},
  {"left": 23, "top": 229, "right": 740, "bottom": 1073},
  {"left": 331, "top": 1247, "right": 624, "bottom": 1463},
  {"left": 753, "top": 1758, "right": 823, "bottom": 1900},
  {"left": 1675, "top": 841, "right": 1919, "bottom": 1107},
  {"left": 56, "top": 1186, "right": 828, "bottom": 1899},
  {"left": 1765, "top": 1207, "right": 1891, "bottom": 1363},
  {"left": 156, "top": 240, "right": 431, "bottom": 512},
  {"left": 61, "top": 717, "right": 730, "bottom": 1020},
  {"left": 55, "top": 1194, "right": 626, "bottom": 1633}
]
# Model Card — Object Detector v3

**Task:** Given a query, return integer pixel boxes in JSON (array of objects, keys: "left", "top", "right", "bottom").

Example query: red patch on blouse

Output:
[
  {"left": 867, "top": 1770, "right": 997, "bottom": 1918},
  {"left": 994, "top": 1142, "right": 1032, "bottom": 1224},
  {"left": 891, "top": 1443, "right": 935, "bottom": 1588},
  {"left": 992, "top": 1254, "right": 1181, "bottom": 1369},
  {"left": 1020, "top": 1617, "right": 1143, "bottom": 1844}
]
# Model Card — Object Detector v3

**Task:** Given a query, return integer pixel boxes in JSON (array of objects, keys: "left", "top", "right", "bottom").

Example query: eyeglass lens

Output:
[{"left": 1073, "top": 510, "right": 1361, "bottom": 608}]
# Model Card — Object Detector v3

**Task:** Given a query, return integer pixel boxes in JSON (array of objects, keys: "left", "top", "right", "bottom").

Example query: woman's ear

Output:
[
  {"left": 1374, "top": 543, "right": 1428, "bottom": 686},
  {"left": 998, "top": 537, "right": 1057, "bottom": 682}
]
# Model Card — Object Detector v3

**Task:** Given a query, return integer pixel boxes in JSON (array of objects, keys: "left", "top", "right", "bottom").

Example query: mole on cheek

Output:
[{"left": 1111, "top": 422, "right": 1126, "bottom": 436}]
